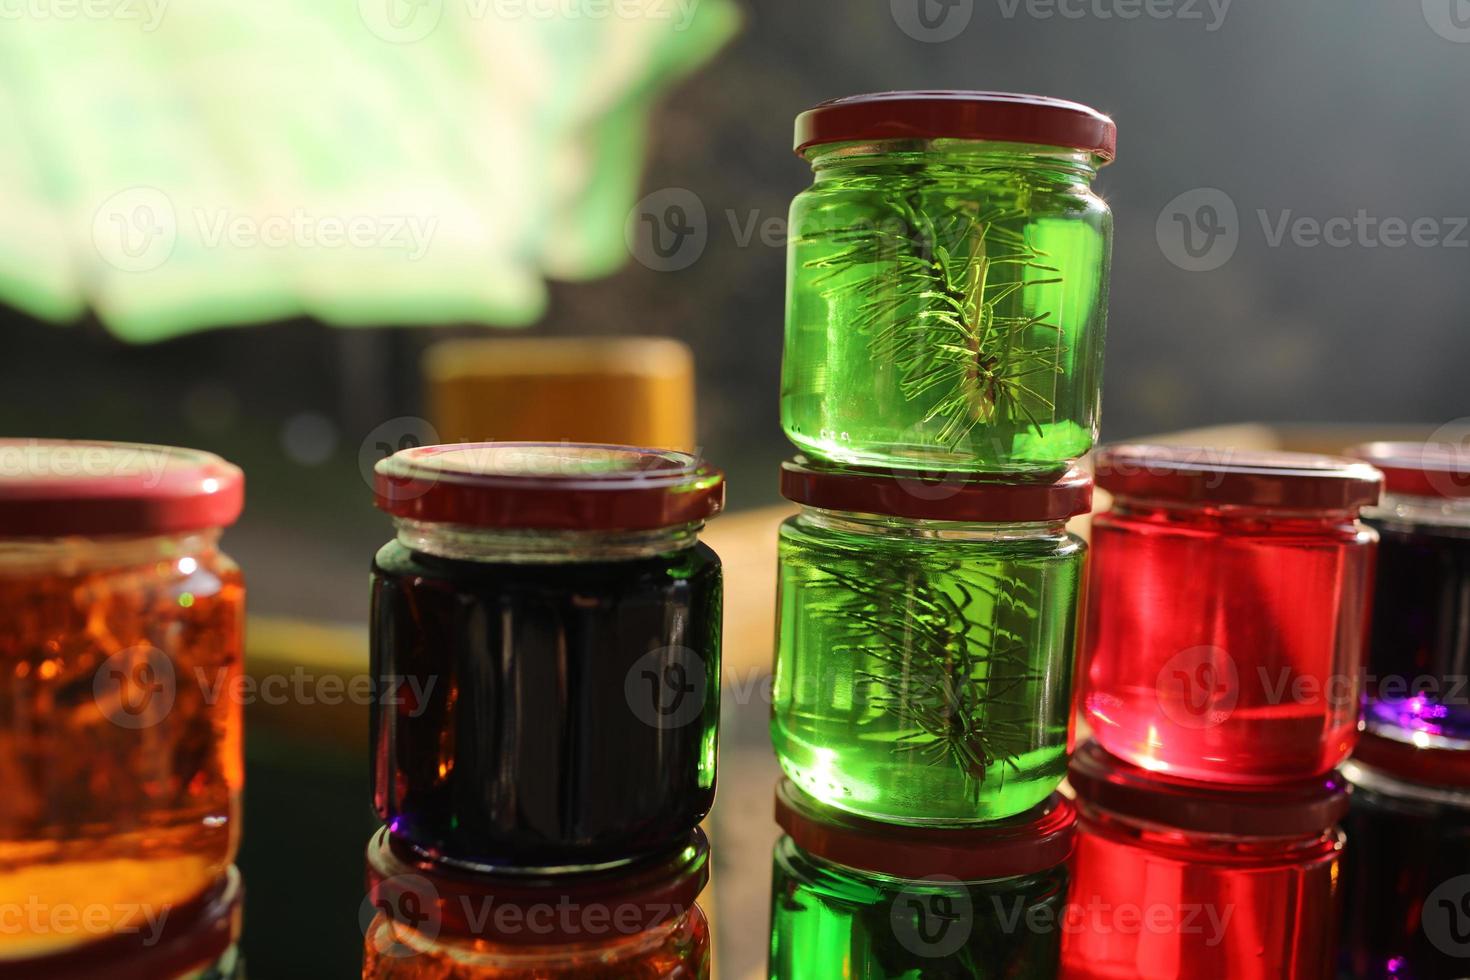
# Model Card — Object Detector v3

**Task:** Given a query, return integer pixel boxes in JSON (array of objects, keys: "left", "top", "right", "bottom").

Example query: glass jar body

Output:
[
  {"left": 1060, "top": 805, "right": 1343, "bottom": 980},
  {"left": 768, "top": 836, "right": 1067, "bottom": 979},
  {"left": 771, "top": 508, "right": 1083, "bottom": 824},
  {"left": 361, "top": 905, "right": 710, "bottom": 979},
  {"left": 781, "top": 140, "right": 1112, "bottom": 473},
  {"left": 370, "top": 525, "right": 722, "bottom": 871},
  {"left": 1082, "top": 501, "right": 1376, "bottom": 783},
  {"left": 1361, "top": 493, "right": 1470, "bottom": 743},
  {"left": 1339, "top": 762, "right": 1470, "bottom": 978},
  {"left": 0, "top": 532, "right": 243, "bottom": 960}
]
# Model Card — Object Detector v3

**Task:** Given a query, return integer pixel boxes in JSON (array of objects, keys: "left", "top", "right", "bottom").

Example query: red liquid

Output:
[
  {"left": 1082, "top": 504, "right": 1375, "bottom": 783},
  {"left": 1060, "top": 807, "right": 1341, "bottom": 980}
]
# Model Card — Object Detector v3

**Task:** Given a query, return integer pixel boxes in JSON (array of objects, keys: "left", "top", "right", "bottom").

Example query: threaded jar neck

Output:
[
  {"left": 393, "top": 518, "right": 701, "bottom": 563},
  {"left": 805, "top": 139, "right": 1101, "bottom": 183},
  {"left": 0, "top": 530, "right": 220, "bottom": 576},
  {"left": 796, "top": 505, "right": 1067, "bottom": 543}
]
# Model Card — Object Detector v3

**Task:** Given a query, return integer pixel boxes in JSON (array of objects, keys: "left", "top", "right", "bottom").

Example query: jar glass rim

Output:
[{"left": 375, "top": 442, "right": 724, "bottom": 532}]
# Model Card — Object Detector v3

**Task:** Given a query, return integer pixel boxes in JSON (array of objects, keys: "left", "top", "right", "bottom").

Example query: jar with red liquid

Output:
[
  {"left": 0, "top": 866, "right": 243, "bottom": 980},
  {"left": 361, "top": 827, "right": 711, "bottom": 979},
  {"left": 1082, "top": 445, "right": 1382, "bottom": 783},
  {"left": 1340, "top": 729, "right": 1470, "bottom": 978},
  {"left": 0, "top": 440, "right": 245, "bottom": 961},
  {"left": 1061, "top": 741, "right": 1346, "bottom": 980},
  {"left": 1346, "top": 441, "right": 1470, "bottom": 745}
]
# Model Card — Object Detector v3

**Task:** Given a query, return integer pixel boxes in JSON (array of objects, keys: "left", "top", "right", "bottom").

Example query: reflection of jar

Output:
[
  {"left": 0, "top": 867, "right": 244, "bottom": 980},
  {"left": 1082, "top": 445, "right": 1382, "bottom": 783},
  {"left": 370, "top": 443, "right": 724, "bottom": 871},
  {"left": 1340, "top": 729, "right": 1470, "bottom": 978},
  {"left": 781, "top": 91, "right": 1116, "bottom": 473},
  {"left": 0, "top": 440, "right": 244, "bottom": 961},
  {"left": 769, "top": 780, "right": 1073, "bottom": 979},
  {"left": 1346, "top": 442, "right": 1470, "bottom": 743},
  {"left": 771, "top": 459, "right": 1090, "bottom": 824},
  {"left": 362, "top": 827, "right": 711, "bottom": 979},
  {"left": 1062, "top": 742, "right": 1346, "bottom": 980}
]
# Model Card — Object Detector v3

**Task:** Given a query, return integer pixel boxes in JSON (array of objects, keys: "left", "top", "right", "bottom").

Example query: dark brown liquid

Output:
[{"left": 370, "top": 541, "right": 721, "bottom": 870}]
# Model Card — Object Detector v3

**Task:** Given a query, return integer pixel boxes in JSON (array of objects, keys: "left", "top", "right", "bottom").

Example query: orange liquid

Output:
[
  {"left": 0, "top": 540, "right": 243, "bottom": 959},
  {"left": 362, "top": 905, "right": 710, "bottom": 979}
]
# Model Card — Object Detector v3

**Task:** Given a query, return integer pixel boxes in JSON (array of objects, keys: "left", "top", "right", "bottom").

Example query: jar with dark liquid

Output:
[
  {"left": 1340, "top": 729, "right": 1470, "bottom": 979},
  {"left": 362, "top": 827, "right": 711, "bottom": 979},
  {"left": 370, "top": 443, "right": 724, "bottom": 871},
  {"left": 1347, "top": 441, "right": 1470, "bottom": 744}
]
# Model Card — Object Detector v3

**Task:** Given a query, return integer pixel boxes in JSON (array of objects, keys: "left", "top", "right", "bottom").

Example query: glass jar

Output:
[
  {"left": 772, "top": 458, "right": 1091, "bottom": 824},
  {"left": 362, "top": 827, "right": 711, "bottom": 979},
  {"left": 1082, "top": 445, "right": 1382, "bottom": 784},
  {"left": 1062, "top": 741, "right": 1346, "bottom": 980},
  {"left": 1340, "top": 729, "right": 1470, "bottom": 978},
  {"left": 0, "top": 440, "right": 244, "bottom": 961},
  {"left": 0, "top": 865, "right": 243, "bottom": 979},
  {"left": 781, "top": 91, "right": 1116, "bottom": 473},
  {"left": 371, "top": 443, "right": 724, "bottom": 871},
  {"left": 769, "top": 779, "right": 1073, "bottom": 979},
  {"left": 1346, "top": 441, "right": 1470, "bottom": 745}
]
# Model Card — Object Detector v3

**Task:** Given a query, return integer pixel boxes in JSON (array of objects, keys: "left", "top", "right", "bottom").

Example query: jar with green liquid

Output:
[
  {"left": 769, "top": 780, "right": 1074, "bottom": 979},
  {"left": 782, "top": 91, "right": 1116, "bottom": 473},
  {"left": 771, "top": 458, "right": 1090, "bottom": 824}
]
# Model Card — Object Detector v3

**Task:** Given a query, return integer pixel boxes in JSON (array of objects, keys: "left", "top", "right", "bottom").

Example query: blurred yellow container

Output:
[{"left": 424, "top": 336, "right": 696, "bottom": 451}]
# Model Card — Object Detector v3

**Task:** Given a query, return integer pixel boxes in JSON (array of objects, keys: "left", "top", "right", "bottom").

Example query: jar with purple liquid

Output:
[{"left": 1348, "top": 442, "right": 1470, "bottom": 744}]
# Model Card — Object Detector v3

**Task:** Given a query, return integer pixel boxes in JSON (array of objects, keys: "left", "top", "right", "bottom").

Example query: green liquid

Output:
[
  {"left": 772, "top": 514, "right": 1082, "bottom": 824},
  {"left": 782, "top": 140, "right": 1111, "bottom": 472},
  {"left": 768, "top": 837, "right": 1067, "bottom": 979}
]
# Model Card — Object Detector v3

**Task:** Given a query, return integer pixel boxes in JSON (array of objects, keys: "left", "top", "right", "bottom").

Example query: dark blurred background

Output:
[
  {"left": 2, "top": 1, "right": 1468, "bottom": 975},
  {"left": 3, "top": 0, "right": 1467, "bottom": 625}
]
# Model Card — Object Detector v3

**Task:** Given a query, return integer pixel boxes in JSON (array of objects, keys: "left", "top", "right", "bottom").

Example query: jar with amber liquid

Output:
[
  {"left": 361, "top": 827, "right": 711, "bottom": 978},
  {"left": 0, "top": 440, "right": 244, "bottom": 961}
]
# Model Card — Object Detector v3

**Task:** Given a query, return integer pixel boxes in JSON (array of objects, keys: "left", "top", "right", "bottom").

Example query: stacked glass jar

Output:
[
  {"left": 1338, "top": 441, "right": 1470, "bottom": 978},
  {"left": 1066, "top": 444, "right": 1383, "bottom": 979},
  {"left": 364, "top": 443, "right": 724, "bottom": 979},
  {"left": 0, "top": 439, "right": 246, "bottom": 977},
  {"left": 769, "top": 91, "right": 1117, "bottom": 976}
]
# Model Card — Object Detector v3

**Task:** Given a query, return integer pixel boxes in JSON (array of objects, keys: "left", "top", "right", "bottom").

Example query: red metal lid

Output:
[
  {"left": 1353, "top": 725, "right": 1470, "bottom": 790},
  {"left": 795, "top": 91, "right": 1117, "bottom": 161},
  {"left": 780, "top": 456, "right": 1092, "bottom": 523},
  {"left": 0, "top": 439, "right": 243, "bottom": 538},
  {"left": 1094, "top": 444, "right": 1383, "bottom": 512},
  {"left": 366, "top": 827, "right": 710, "bottom": 946},
  {"left": 1068, "top": 740, "right": 1349, "bottom": 837},
  {"left": 1345, "top": 440, "right": 1470, "bottom": 500},
  {"left": 0, "top": 867, "right": 241, "bottom": 980},
  {"left": 775, "top": 780, "right": 1075, "bottom": 880},
  {"left": 375, "top": 443, "right": 725, "bottom": 531}
]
